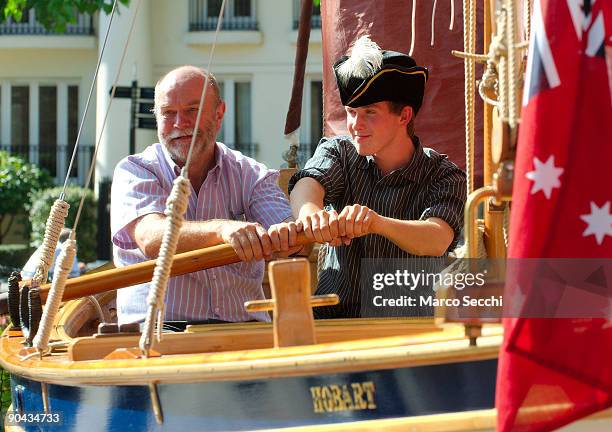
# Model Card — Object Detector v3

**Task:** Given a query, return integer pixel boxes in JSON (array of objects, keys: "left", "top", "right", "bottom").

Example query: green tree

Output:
[
  {"left": 0, "top": 151, "right": 52, "bottom": 244},
  {"left": 1, "top": 0, "right": 129, "bottom": 32},
  {"left": 29, "top": 186, "right": 98, "bottom": 263}
]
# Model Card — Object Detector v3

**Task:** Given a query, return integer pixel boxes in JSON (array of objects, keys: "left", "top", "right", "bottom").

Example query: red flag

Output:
[{"left": 497, "top": 0, "right": 612, "bottom": 430}]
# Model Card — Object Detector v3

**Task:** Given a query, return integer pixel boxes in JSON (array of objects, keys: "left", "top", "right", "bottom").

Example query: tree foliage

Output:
[
  {"left": 0, "top": 151, "right": 52, "bottom": 243},
  {"left": 29, "top": 186, "right": 98, "bottom": 263},
  {"left": 1, "top": 0, "right": 130, "bottom": 32}
]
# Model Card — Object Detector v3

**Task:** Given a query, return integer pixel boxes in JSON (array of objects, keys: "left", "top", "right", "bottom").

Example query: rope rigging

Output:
[
  {"left": 13, "top": 0, "right": 534, "bottom": 359},
  {"left": 139, "top": 0, "right": 229, "bottom": 357},
  {"left": 23, "top": 0, "right": 145, "bottom": 359},
  {"left": 462, "top": 0, "right": 476, "bottom": 196},
  {"left": 430, "top": 0, "right": 456, "bottom": 47},
  {"left": 30, "top": 0, "right": 121, "bottom": 287}
]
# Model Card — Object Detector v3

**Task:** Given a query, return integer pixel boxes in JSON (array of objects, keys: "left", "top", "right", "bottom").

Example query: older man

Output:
[
  {"left": 111, "top": 65, "right": 299, "bottom": 325},
  {"left": 289, "top": 37, "right": 466, "bottom": 318}
]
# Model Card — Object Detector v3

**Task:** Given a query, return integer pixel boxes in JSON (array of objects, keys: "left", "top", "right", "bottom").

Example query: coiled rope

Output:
[
  {"left": 32, "top": 200, "right": 69, "bottom": 285},
  {"left": 32, "top": 238, "right": 77, "bottom": 353}
]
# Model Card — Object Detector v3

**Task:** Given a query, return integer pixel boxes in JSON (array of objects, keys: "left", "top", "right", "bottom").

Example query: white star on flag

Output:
[
  {"left": 580, "top": 201, "right": 612, "bottom": 245},
  {"left": 525, "top": 155, "right": 564, "bottom": 199}
]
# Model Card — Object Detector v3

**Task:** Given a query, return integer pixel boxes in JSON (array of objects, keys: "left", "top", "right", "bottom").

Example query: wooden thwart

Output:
[{"left": 68, "top": 319, "right": 460, "bottom": 362}]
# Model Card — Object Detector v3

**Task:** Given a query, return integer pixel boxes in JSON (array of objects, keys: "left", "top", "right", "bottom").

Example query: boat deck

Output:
[{"left": 1, "top": 313, "right": 502, "bottom": 386}]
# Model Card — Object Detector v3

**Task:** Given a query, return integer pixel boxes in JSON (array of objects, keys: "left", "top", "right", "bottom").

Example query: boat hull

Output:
[{"left": 8, "top": 358, "right": 497, "bottom": 431}]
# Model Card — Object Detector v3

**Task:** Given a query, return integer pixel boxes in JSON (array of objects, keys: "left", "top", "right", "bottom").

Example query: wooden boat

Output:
[
  {"left": 1, "top": 248, "right": 503, "bottom": 431},
  {"left": 2, "top": 1, "right": 611, "bottom": 431},
  {"left": 2, "top": 244, "right": 608, "bottom": 431},
  {"left": 2, "top": 253, "right": 611, "bottom": 431}
]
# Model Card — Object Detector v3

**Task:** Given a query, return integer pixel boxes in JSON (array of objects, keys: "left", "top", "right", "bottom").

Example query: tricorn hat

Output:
[{"left": 333, "top": 36, "right": 428, "bottom": 113}]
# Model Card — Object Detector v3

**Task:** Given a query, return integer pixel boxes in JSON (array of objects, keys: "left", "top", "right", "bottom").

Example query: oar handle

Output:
[{"left": 34, "top": 232, "right": 311, "bottom": 303}]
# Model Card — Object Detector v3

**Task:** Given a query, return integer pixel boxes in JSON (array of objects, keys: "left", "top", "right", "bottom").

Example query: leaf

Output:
[
  {"left": 1, "top": 0, "right": 130, "bottom": 31},
  {"left": 4, "top": 0, "right": 27, "bottom": 21},
  {"left": 0, "top": 151, "right": 53, "bottom": 217}
]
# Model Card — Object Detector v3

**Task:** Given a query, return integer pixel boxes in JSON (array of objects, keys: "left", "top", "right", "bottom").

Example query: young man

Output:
[
  {"left": 111, "top": 66, "right": 300, "bottom": 325},
  {"left": 289, "top": 37, "right": 466, "bottom": 318}
]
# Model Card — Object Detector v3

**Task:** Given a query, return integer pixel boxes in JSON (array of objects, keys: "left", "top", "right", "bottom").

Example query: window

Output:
[
  {"left": 39, "top": 86, "right": 57, "bottom": 176},
  {"left": 298, "top": 79, "right": 323, "bottom": 167},
  {"left": 234, "top": 82, "right": 252, "bottom": 154},
  {"left": 67, "top": 85, "right": 80, "bottom": 178},
  {"left": 0, "top": 81, "right": 88, "bottom": 184},
  {"left": 293, "top": 0, "right": 321, "bottom": 30},
  {"left": 216, "top": 79, "right": 256, "bottom": 158},
  {"left": 10, "top": 86, "right": 29, "bottom": 158},
  {"left": 189, "top": 0, "right": 258, "bottom": 31}
]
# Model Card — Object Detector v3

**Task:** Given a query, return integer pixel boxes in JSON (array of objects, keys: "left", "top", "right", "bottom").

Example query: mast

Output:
[{"left": 283, "top": 0, "right": 314, "bottom": 168}]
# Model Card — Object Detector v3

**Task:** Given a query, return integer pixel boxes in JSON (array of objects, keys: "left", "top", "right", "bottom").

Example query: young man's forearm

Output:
[
  {"left": 372, "top": 216, "right": 454, "bottom": 257},
  {"left": 290, "top": 177, "right": 326, "bottom": 219}
]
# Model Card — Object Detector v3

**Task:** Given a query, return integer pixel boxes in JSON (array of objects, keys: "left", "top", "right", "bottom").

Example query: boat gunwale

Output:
[
  {"left": 2, "top": 281, "right": 503, "bottom": 387},
  {"left": 0, "top": 325, "right": 501, "bottom": 386}
]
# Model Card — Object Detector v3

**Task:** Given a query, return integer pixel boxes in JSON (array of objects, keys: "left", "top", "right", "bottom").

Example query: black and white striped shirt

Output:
[{"left": 289, "top": 136, "right": 467, "bottom": 318}]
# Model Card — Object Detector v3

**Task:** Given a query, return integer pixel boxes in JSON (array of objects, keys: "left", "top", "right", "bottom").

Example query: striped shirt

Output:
[
  {"left": 111, "top": 142, "right": 292, "bottom": 324},
  {"left": 288, "top": 136, "right": 467, "bottom": 318}
]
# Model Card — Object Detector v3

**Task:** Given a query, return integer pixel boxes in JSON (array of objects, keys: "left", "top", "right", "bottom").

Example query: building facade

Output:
[
  {"left": 0, "top": 0, "right": 324, "bottom": 190},
  {"left": 0, "top": 9, "right": 97, "bottom": 186}
]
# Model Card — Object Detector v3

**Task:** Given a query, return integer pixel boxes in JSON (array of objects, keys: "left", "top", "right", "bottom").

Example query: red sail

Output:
[
  {"left": 321, "top": 0, "right": 484, "bottom": 182},
  {"left": 497, "top": 0, "right": 612, "bottom": 430}
]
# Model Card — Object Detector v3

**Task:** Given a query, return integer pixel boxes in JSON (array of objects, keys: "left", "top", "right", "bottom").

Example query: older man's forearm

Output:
[{"left": 134, "top": 214, "right": 232, "bottom": 258}]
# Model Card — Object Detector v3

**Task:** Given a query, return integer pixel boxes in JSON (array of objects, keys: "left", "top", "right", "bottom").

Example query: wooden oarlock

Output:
[{"left": 245, "top": 258, "right": 338, "bottom": 348}]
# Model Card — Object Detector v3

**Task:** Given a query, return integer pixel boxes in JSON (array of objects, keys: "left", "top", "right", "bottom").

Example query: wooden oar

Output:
[{"left": 26, "top": 232, "right": 311, "bottom": 304}]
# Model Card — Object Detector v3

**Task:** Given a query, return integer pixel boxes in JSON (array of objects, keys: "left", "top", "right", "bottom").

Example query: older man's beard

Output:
[{"left": 159, "top": 127, "right": 216, "bottom": 165}]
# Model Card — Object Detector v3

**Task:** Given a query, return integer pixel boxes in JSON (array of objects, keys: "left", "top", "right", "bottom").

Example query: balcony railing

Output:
[
  {"left": 292, "top": 15, "right": 321, "bottom": 30},
  {"left": 190, "top": 16, "right": 258, "bottom": 31},
  {"left": 0, "top": 10, "right": 93, "bottom": 35},
  {"left": 292, "top": 0, "right": 321, "bottom": 30},
  {"left": 1, "top": 144, "right": 94, "bottom": 186},
  {"left": 189, "top": 0, "right": 258, "bottom": 31}
]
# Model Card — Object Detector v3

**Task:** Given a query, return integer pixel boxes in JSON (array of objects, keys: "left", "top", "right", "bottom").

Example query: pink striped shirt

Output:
[{"left": 111, "top": 142, "right": 291, "bottom": 324}]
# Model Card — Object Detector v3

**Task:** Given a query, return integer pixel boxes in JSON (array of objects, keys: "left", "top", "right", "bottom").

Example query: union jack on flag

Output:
[{"left": 496, "top": 0, "right": 612, "bottom": 431}]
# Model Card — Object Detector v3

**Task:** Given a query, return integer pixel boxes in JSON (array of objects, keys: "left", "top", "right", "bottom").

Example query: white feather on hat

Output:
[{"left": 336, "top": 35, "right": 383, "bottom": 85}]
